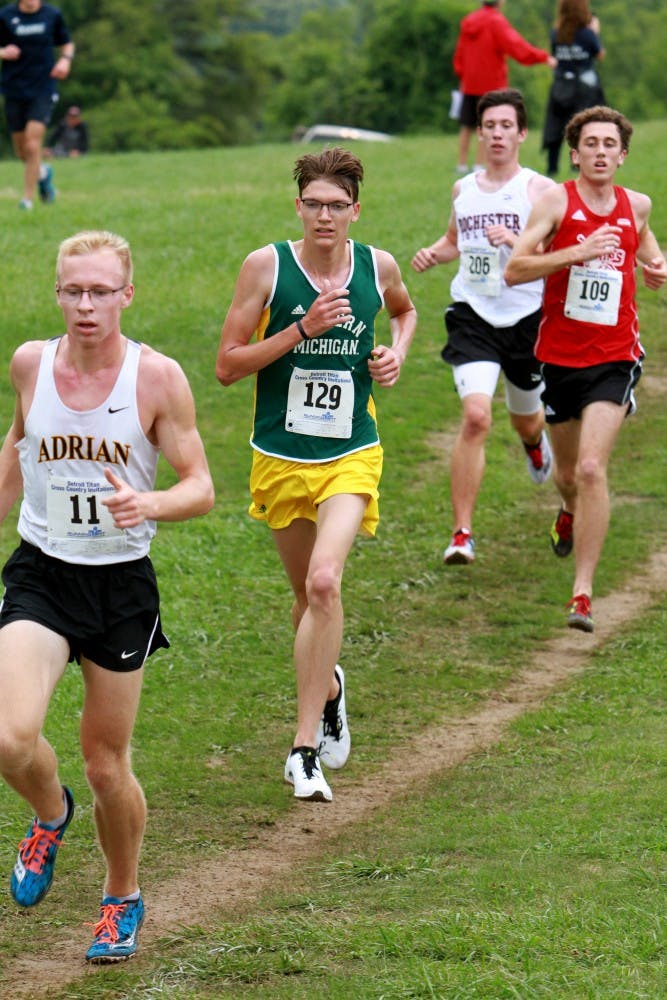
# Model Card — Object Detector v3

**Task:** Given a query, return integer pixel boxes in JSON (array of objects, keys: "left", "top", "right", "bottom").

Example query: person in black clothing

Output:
[
  {"left": 542, "top": 0, "right": 605, "bottom": 177},
  {"left": 46, "top": 104, "right": 88, "bottom": 157},
  {"left": 0, "top": 0, "right": 74, "bottom": 209}
]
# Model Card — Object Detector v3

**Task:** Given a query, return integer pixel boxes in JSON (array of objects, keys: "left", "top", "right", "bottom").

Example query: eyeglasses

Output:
[
  {"left": 57, "top": 285, "right": 127, "bottom": 304},
  {"left": 299, "top": 198, "right": 354, "bottom": 215}
]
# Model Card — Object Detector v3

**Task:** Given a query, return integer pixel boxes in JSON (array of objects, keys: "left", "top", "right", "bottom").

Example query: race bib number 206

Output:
[{"left": 462, "top": 246, "right": 501, "bottom": 297}]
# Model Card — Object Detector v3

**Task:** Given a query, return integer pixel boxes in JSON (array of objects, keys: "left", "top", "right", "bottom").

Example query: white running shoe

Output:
[
  {"left": 524, "top": 430, "right": 553, "bottom": 485},
  {"left": 284, "top": 747, "right": 332, "bottom": 802},
  {"left": 316, "top": 665, "right": 350, "bottom": 769},
  {"left": 444, "top": 528, "right": 475, "bottom": 565}
]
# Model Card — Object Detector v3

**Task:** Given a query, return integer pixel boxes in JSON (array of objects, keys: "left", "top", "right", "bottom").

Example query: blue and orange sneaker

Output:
[
  {"left": 10, "top": 785, "right": 75, "bottom": 907},
  {"left": 85, "top": 895, "right": 145, "bottom": 963}
]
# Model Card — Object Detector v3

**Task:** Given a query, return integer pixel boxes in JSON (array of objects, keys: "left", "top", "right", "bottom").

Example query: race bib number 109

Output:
[{"left": 565, "top": 265, "right": 622, "bottom": 326}]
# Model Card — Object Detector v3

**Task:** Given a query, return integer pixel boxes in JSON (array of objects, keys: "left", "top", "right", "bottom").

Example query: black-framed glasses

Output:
[
  {"left": 57, "top": 285, "right": 126, "bottom": 304},
  {"left": 299, "top": 198, "right": 354, "bottom": 215}
]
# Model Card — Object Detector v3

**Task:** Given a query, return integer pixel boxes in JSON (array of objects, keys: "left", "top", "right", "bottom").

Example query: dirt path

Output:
[{"left": 5, "top": 547, "right": 667, "bottom": 999}]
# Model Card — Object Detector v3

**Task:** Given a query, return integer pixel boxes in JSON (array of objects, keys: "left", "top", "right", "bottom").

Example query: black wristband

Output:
[{"left": 295, "top": 318, "right": 310, "bottom": 340}]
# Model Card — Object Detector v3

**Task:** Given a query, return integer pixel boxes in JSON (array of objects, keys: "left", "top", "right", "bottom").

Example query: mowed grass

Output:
[
  {"left": 68, "top": 611, "right": 666, "bottom": 999},
  {"left": 0, "top": 121, "right": 665, "bottom": 997}
]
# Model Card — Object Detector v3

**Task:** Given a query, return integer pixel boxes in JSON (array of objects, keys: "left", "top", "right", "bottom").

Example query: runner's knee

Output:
[
  {"left": 84, "top": 746, "right": 132, "bottom": 798},
  {"left": 306, "top": 563, "right": 341, "bottom": 613},
  {"left": 578, "top": 454, "right": 607, "bottom": 489},
  {"left": 461, "top": 403, "right": 492, "bottom": 439},
  {"left": 0, "top": 720, "right": 40, "bottom": 773}
]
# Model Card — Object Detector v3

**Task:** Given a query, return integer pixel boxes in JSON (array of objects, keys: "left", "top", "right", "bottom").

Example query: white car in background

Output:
[{"left": 295, "top": 124, "right": 393, "bottom": 143}]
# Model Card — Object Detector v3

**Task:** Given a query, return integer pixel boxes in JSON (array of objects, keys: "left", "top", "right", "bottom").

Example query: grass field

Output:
[{"left": 0, "top": 122, "right": 665, "bottom": 998}]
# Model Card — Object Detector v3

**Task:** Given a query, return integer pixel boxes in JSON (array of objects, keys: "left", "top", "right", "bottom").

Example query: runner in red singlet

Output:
[{"left": 505, "top": 105, "right": 666, "bottom": 632}]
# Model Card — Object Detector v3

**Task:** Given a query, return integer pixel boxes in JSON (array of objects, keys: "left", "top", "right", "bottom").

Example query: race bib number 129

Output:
[{"left": 286, "top": 367, "right": 354, "bottom": 439}]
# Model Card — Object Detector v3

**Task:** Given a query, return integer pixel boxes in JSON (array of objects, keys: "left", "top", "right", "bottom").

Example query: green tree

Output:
[
  {"left": 161, "top": 0, "right": 273, "bottom": 144},
  {"left": 362, "top": 0, "right": 468, "bottom": 134},
  {"left": 508, "top": 0, "right": 667, "bottom": 122},
  {"left": 59, "top": 0, "right": 206, "bottom": 150},
  {"left": 54, "top": 0, "right": 272, "bottom": 151},
  {"left": 262, "top": 0, "right": 468, "bottom": 138},
  {"left": 262, "top": 6, "right": 372, "bottom": 140},
  {"left": 244, "top": 0, "right": 350, "bottom": 35},
  {"left": 7, "top": 0, "right": 662, "bottom": 154}
]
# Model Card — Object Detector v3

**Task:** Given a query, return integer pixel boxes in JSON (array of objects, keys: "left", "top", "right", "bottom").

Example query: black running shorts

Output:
[
  {"left": 459, "top": 93, "right": 483, "bottom": 128},
  {"left": 4, "top": 93, "right": 58, "bottom": 132},
  {"left": 0, "top": 540, "right": 169, "bottom": 672},
  {"left": 540, "top": 359, "right": 642, "bottom": 423},
  {"left": 442, "top": 301, "right": 543, "bottom": 391}
]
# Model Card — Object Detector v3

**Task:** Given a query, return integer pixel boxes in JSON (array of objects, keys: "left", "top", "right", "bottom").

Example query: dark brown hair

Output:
[
  {"left": 555, "top": 0, "right": 592, "bottom": 44},
  {"left": 565, "top": 105, "right": 633, "bottom": 152},
  {"left": 476, "top": 88, "right": 528, "bottom": 131},
  {"left": 293, "top": 147, "right": 364, "bottom": 202}
]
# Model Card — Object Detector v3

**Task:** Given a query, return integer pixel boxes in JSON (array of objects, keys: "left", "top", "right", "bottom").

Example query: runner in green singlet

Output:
[{"left": 216, "top": 148, "right": 416, "bottom": 802}]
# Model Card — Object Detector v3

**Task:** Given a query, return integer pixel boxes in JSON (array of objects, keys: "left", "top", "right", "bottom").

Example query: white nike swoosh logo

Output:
[{"left": 121, "top": 650, "right": 138, "bottom": 659}]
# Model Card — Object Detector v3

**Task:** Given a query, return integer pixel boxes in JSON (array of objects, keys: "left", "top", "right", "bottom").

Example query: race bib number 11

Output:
[{"left": 46, "top": 474, "right": 127, "bottom": 557}]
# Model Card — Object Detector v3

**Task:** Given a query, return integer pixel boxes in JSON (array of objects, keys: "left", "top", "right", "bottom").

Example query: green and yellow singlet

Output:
[{"left": 251, "top": 240, "right": 384, "bottom": 463}]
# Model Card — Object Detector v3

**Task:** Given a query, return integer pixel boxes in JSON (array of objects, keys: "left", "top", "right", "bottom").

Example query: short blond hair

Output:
[{"left": 56, "top": 230, "right": 133, "bottom": 285}]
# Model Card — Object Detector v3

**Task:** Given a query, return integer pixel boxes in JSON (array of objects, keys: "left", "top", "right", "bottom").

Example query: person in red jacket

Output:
[{"left": 454, "top": 1, "right": 555, "bottom": 174}]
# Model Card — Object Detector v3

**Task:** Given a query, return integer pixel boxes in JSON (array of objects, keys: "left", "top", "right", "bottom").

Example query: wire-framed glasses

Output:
[
  {"left": 57, "top": 285, "right": 127, "bottom": 304},
  {"left": 299, "top": 198, "right": 354, "bottom": 215}
]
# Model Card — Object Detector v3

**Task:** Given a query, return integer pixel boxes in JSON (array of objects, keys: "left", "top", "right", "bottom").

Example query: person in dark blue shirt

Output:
[
  {"left": 542, "top": 0, "right": 605, "bottom": 177},
  {"left": 0, "top": 0, "right": 74, "bottom": 209},
  {"left": 46, "top": 103, "right": 88, "bottom": 157}
]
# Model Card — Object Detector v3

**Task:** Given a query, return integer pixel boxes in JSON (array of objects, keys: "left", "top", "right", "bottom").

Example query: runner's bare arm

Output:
[
  {"left": 216, "top": 247, "right": 351, "bottom": 385},
  {"left": 505, "top": 187, "right": 624, "bottom": 285},
  {"left": 488, "top": 173, "right": 558, "bottom": 250},
  {"left": 631, "top": 194, "right": 667, "bottom": 290},
  {"left": 103, "top": 354, "right": 214, "bottom": 527},
  {"left": 411, "top": 204, "right": 460, "bottom": 272},
  {"left": 368, "top": 251, "right": 417, "bottom": 387},
  {"left": 0, "top": 344, "right": 44, "bottom": 522},
  {"left": 0, "top": 408, "right": 24, "bottom": 524}
]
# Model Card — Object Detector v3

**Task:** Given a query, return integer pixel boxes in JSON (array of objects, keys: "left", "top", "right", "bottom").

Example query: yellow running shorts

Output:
[{"left": 249, "top": 444, "right": 383, "bottom": 537}]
